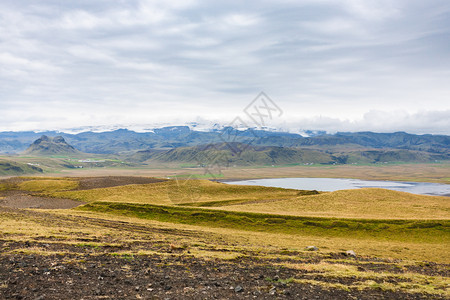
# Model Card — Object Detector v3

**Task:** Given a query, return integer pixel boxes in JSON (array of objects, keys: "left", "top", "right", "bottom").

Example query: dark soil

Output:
[
  {"left": 0, "top": 190, "right": 83, "bottom": 209},
  {"left": 74, "top": 176, "right": 167, "bottom": 190},
  {"left": 1, "top": 251, "right": 439, "bottom": 300},
  {"left": 1, "top": 207, "right": 448, "bottom": 300},
  {"left": 0, "top": 176, "right": 166, "bottom": 209}
]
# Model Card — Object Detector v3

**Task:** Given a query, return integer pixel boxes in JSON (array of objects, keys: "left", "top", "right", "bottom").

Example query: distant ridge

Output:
[
  {"left": 131, "top": 142, "right": 448, "bottom": 165},
  {"left": 23, "top": 135, "right": 82, "bottom": 156},
  {"left": 131, "top": 142, "right": 334, "bottom": 165},
  {"left": 0, "top": 127, "right": 448, "bottom": 156}
]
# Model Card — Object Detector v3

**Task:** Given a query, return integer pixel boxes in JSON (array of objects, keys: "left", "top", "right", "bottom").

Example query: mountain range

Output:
[
  {"left": 0, "top": 127, "right": 448, "bottom": 156},
  {"left": 131, "top": 143, "right": 334, "bottom": 166},
  {"left": 132, "top": 142, "right": 448, "bottom": 166}
]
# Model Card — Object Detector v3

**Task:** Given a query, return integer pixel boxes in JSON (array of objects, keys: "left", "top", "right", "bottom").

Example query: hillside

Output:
[
  {"left": 332, "top": 149, "right": 448, "bottom": 164},
  {"left": 216, "top": 188, "right": 450, "bottom": 219},
  {"left": 132, "top": 142, "right": 448, "bottom": 166},
  {"left": 255, "top": 131, "right": 450, "bottom": 154},
  {"left": 0, "top": 159, "right": 43, "bottom": 176},
  {"left": 23, "top": 135, "right": 83, "bottom": 156},
  {"left": 132, "top": 143, "right": 335, "bottom": 165}
]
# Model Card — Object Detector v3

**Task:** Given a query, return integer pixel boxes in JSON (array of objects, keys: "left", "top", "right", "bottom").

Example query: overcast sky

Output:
[{"left": 1, "top": 0, "right": 449, "bottom": 134}]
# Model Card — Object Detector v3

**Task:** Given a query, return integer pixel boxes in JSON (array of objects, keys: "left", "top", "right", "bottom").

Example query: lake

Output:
[{"left": 225, "top": 178, "right": 450, "bottom": 197}]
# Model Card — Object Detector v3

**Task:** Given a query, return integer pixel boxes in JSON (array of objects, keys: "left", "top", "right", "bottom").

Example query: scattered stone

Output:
[
  {"left": 269, "top": 287, "right": 276, "bottom": 295},
  {"left": 305, "top": 246, "right": 319, "bottom": 251},
  {"left": 183, "top": 287, "right": 195, "bottom": 293},
  {"left": 1, "top": 204, "right": 445, "bottom": 300}
]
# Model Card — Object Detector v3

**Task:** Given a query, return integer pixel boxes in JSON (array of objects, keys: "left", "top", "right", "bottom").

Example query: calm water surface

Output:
[{"left": 226, "top": 178, "right": 450, "bottom": 197}]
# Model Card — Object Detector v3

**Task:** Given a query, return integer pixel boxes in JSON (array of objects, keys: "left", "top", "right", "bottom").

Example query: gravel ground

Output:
[
  {"left": 1, "top": 207, "right": 448, "bottom": 300},
  {"left": 0, "top": 177, "right": 448, "bottom": 299}
]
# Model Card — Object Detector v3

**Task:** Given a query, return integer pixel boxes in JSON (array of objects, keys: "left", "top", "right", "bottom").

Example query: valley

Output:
[
  {"left": 0, "top": 128, "right": 449, "bottom": 299},
  {"left": 0, "top": 128, "right": 448, "bottom": 183},
  {"left": 3, "top": 1, "right": 449, "bottom": 298}
]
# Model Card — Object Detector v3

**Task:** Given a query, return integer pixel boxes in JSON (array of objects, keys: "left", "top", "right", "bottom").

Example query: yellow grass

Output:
[
  {"left": 18, "top": 179, "right": 79, "bottom": 192},
  {"left": 46, "top": 178, "right": 449, "bottom": 220},
  {"left": 187, "top": 249, "right": 244, "bottom": 260},
  {"left": 50, "top": 179, "right": 298, "bottom": 205},
  {"left": 219, "top": 188, "right": 450, "bottom": 219},
  {"left": 2, "top": 176, "right": 449, "bottom": 263},
  {"left": 51, "top": 181, "right": 174, "bottom": 205},
  {"left": 285, "top": 262, "right": 449, "bottom": 296},
  {"left": 41, "top": 209, "right": 450, "bottom": 263},
  {"left": 2, "top": 172, "right": 449, "bottom": 299},
  {"left": 0, "top": 204, "right": 447, "bottom": 263}
]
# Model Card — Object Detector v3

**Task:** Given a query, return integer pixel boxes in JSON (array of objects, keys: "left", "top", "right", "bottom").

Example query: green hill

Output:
[
  {"left": 131, "top": 142, "right": 448, "bottom": 166},
  {"left": 0, "top": 159, "right": 43, "bottom": 176},
  {"left": 132, "top": 143, "right": 334, "bottom": 166},
  {"left": 332, "top": 149, "right": 447, "bottom": 164}
]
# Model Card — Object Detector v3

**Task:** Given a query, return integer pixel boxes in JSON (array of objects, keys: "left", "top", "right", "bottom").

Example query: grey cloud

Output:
[
  {"left": 0, "top": 0, "right": 449, "bottom": 134},
  {"left": 284, "top": 110, "right": 450, "bottom": 135}
]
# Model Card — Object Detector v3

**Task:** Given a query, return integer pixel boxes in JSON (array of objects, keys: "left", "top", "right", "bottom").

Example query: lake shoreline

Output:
[{"left": 223, "top": 177, "right": 450, "bottom": 197}]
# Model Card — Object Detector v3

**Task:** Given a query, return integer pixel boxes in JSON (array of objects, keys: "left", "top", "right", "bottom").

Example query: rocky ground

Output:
[
  {"left": 0, "top": 177, "right": 448, "bottom": 299},
  {"left": 1, "top": 206, "right": 448, "bottom": 299},
  {"left": 2, "top": 248, "right": 442, "bottom": 300}
]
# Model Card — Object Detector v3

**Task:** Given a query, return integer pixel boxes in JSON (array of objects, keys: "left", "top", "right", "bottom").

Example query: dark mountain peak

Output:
[
  {"left": 35, "top": 135, "right": 51, "bottom": 143},
  {"left": 53, "top": 136, "right": 66, "bottom": 143},
  {"left": 24, "top": 135, "right": 82, "bottom": 156},
  {"left": 33, "top": 135, "right": 67, "bottom": 145}
]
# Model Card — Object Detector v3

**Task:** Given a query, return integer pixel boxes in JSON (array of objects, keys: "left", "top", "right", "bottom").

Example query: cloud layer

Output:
[{"left": 1, "top": 0, "right": 449, "bottom": 134}]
